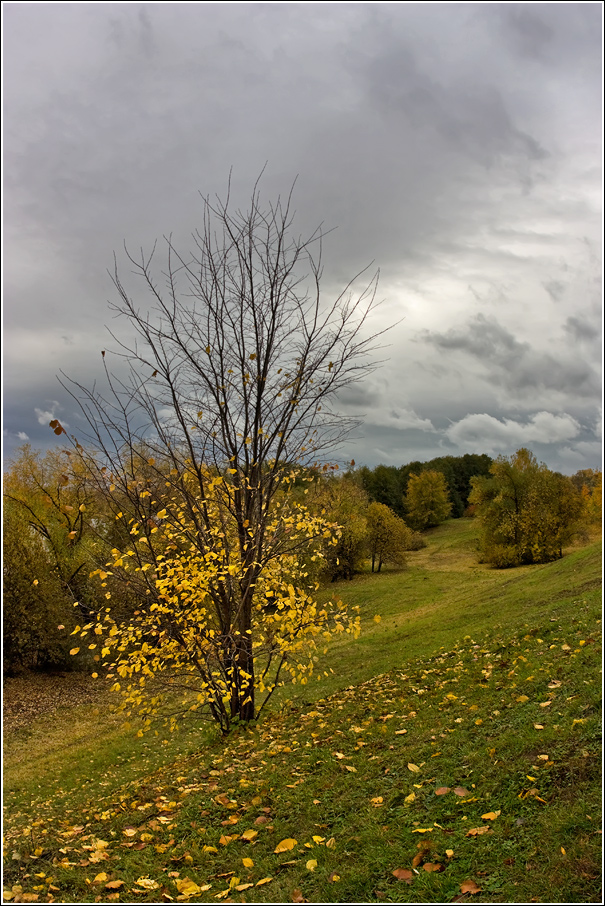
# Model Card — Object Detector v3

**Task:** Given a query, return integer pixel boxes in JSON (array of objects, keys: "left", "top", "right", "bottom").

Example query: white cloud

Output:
[
  {"left": 366, "top": 407, "right": 435, "bottom": 433},
  {"left": 17, "top": 432, "right": 30, "bottom": 441},
  {"left": 34, "top": 403, "right": 68, "bottom": 430},
  {"left": 445, "top": 411, "right": 581, "bottom": 453}
]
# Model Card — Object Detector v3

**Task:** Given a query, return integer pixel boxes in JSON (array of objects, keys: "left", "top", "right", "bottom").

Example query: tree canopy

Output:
[{"left": 469, "top": 448, "right": 584, "bottom": 568}]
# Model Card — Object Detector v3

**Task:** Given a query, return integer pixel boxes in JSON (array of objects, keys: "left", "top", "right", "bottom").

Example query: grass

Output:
[{"left": 3, "top": 519, "right": 602, "bottom": 903}]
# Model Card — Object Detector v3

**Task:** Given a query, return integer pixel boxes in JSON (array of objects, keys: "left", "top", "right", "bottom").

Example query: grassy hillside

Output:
[{"left": 3, "top": 519, "right": 601, "bottom": 903}]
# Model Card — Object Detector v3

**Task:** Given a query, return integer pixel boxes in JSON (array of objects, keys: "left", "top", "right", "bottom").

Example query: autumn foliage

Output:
[
  {"left": 71, "top": 465, "right": 360, "bottom": 734},
  {"left": 469, "top": 448, "right": 584, "bottom": 568}
]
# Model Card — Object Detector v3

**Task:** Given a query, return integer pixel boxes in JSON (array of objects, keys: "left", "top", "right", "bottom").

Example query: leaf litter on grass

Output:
[{"left": 3, "top": 581, "right": 601, "bottom": 903}]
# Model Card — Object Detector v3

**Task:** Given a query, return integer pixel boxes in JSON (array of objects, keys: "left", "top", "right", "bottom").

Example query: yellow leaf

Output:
[
  {"left": 69, "top": 648, "right": 80, "bottom": 656},
  {"left": 407, "top": 763, "right": 420, "bottom": 773},
  {"left": 404, "top": 792, "right": 416, "bottom": 804},
  {"left": 242, "top": 857, "right": 254, "bottom": 868},
  {"left": 373, "top": 614, "right": 382, "bottom": 623},
  {"left": 93, "top": 872, "right": 108, "bottom": 883},
  {"left": 255, "top": 877, "right": 273, "bottom": 886},
  {"left": 235, "top": 883, "right": 254, "bottom": 892},
  {"left": 312, "top": 835, "right": 325, "bottom": 844},
  {"left": 481, "top": 811, "right": 501, "bottom": 821},
  {"left": 241, "top": 829, "right": 258, "bottom": 841},
  {"left": 274, "top": 838, "right": 297, "bottom": 854},
  {"left": 561, "top": 847, "right": 566, "bottom": 855},
  {"left": 446, "top": 849, "right": 454, "bottom": 858},
  {"left": 516, "top": 695, "right": 529, "bottom": 703},
  {"left": 306, "top": 859, "right": 317, "bottom": 871},
  {"left": 135, "top": 878, "right": 160, "bottom": 890},
  {"left": 175, "top": 878, "right": 206, "bottom": 896},
  {"left": 344, "top": 765, "right": 357, "bottom": 773},
  {"left": 412, "top": 828, "right": 433, "bottom": 833}
]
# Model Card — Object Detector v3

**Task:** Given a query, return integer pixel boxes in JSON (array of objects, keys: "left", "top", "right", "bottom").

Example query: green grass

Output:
[{"left": 3, "top": 519, "right": 602, "bottom": 903}]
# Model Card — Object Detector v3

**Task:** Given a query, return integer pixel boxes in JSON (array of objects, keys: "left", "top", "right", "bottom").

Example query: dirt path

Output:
[{"left": 3, "top": 671, "right": 110, "bottom": 736}]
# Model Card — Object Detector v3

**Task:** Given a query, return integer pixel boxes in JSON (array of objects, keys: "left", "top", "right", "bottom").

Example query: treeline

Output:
[
  {"left": 3, "top": 445, "right": 601, "bottom": 675},
  {"left": 357, "top": 453, "right": 493, "bottom": 521}
]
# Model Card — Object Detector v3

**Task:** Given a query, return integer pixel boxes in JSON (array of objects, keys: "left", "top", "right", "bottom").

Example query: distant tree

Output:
[
  {"left": 469, "top": 448, "right": 583, "bottom": 568},
  {"left": 359, "top": 464, "right": 406, "bottom": 517},
  {"left": 399, "top": 454, "right": 492, "bottom": 518},
  {"left": 365, "top": 502, "right": 413, "bottom": 572},
  {"left": 405, "top": 470, "right": 452, "bottom": 531},
  {"left": 318, "top": 476, "right": 369, "bottom": 581},
  {"left": 571, "top": 469, "right": 602, "bottom": 525},
  {"left": 2, "top": 445, "right": 109, "bottom": 672}
]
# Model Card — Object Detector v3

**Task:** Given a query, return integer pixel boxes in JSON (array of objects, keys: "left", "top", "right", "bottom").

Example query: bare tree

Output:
[{"left": 61, "top": 176, "right": 385, "bottom": 731}]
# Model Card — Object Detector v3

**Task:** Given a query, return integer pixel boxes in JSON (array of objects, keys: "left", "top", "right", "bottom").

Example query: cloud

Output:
[
  {"left": 367, "top": 407, "right": 435, "bottom": 433},
  {"left": 421, "top": 313, "right": 601, "bottom": 403},
  {"left": 445, "top": 411, "right": 581, "bottom": 454},
  {"left": 34, "top": 403, "right": 68, "bottom": 430}
]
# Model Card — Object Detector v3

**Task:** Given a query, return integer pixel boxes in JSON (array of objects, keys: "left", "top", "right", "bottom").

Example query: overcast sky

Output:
[{"left": 3, "top": 2, "right": 602, "bottom": 474}]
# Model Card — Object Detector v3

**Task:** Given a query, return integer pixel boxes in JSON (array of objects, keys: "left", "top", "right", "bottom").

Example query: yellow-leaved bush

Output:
[{"left": 81, "top": 466, "right": 360, "bottom": 733}]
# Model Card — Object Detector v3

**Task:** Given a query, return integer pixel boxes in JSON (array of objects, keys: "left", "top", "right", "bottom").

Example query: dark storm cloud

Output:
[
  {"left": 2, "top": 3, "right": 602, "bottom": 474},
  {"left": 421, "top": 313, "right": 601, "bottom": 401}
]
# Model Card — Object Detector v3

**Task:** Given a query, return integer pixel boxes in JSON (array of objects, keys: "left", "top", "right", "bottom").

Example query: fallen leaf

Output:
[
  {"left": 274, "top": 838, "right": 297, "bottom": 854},
  {"left": 460, "top": 879, "right": 482, "bottom": 894},
  {"left": 135, "top": 878, "right": 160, "bottom": 890},
  {"left": 328, "top": 871, "right": 340, "bottom": 882},
  {"left": 241, "top": 829, "right": 258, "bottom": 841},
  {"left": 404, "top": 792, "right": 416, "bottom": 804},
  {"left": 481, "top": 811, "right": 501, "bottom": 821},
  {"left": 466, "top": 826, "right": 491, "bottom": 836},
  {"left": 370, "top": 797, "right": 384, "bottom": 807},
  {"left": 516, "top": 695, "right": 529, "bottom": 703},
  {"left": 423, "top": 862, "right": 443, "bottom": 872},
  {"left": 395, "top": 729, "right": 408, "bottom": 735},
  {"left": 412, "top": 828, "right": 433, "bottom": 833},
  {"left": 454, "top": 786, "right": 469, "bottom": 797},
  {"left": 306, "top": 859, "right": 317, "bottom": 871},
  {"left": 175, "top": 878, "right": 207, "bottom": 896},
  {"left": 408, "top": 763, "right": 420, "bottom": 773},
  {"left": 344, "top": 765, "right": 357, "bottom": 772},
  {"left": 291, "top": 890, "right": 307, "bottom": 903},
  {"left": 105, "top": 881, "right": 124, "bottom": 890},
  {"left": 435, "top": 787, "right": 450, "bottom": 796},
  {"left": 242, "top": 858, "right": 254, "bottom": 869},
  {"left": 256, "top": 877, "right": 273, "bottom": 886},
  {"left": 392, "top": 869, "right": 413, "bottom": 883},
  {"left": 446, "top": 849, "right": 454, "bottom": 858},
  {"left": 235, "top": 883, "right": 254, "bottom": 892},
  {"left": 93, "top": 873, "right": 108, "bottom": 884}
]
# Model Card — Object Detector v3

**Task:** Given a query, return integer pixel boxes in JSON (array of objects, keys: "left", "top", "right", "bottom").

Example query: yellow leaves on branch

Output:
[{"left": 83, "top": 468, "right": 360, "bottom": 731}]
